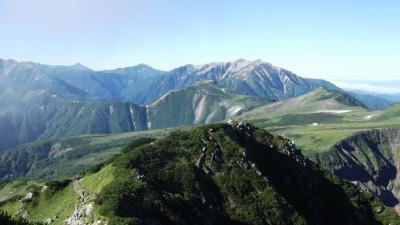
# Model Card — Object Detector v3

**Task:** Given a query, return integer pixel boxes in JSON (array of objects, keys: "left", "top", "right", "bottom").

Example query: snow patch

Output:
[
  {"left": 227, "top": 106, "right": 242, "bottom": 116},
  {"left": 313, "top": 110, "right": 352, "bottom": 114},
  {"left": 205, "top": 110, "right": 218, "bottom": 124},
  {"left": 363, "top": 114, "right": 376, "bottom": 120},
  {"left": 109, "top": 104, "right": 114, "bottom": 114}
]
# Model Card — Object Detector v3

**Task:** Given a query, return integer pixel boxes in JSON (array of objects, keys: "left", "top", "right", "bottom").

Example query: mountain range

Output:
[
  {"left": 0, "top": 58, "right": 390, "bottom": 151},
  {"left": 0, "top": 58, "right": 338, "bottom": 104},
  {"left": 1, "top": 58, "right": 400, "bottom": 224}
]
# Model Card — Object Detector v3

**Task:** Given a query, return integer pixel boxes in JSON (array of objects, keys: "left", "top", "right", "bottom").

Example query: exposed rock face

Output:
[
  {"left": 20, "top": 192, "right": 33, "bottom": 202},
  {"left": 196, "top": 147, "right": 207, "bottom": 168},
  {"left": 312, "top": 128, "right": 400, "bottom": 208},
  {"left": 159, "top": 59, "right": 339, "bottom": 102}
]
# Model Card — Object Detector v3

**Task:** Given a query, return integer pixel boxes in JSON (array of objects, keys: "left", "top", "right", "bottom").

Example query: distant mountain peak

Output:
[
  {"left": 179, "top": 59, "right": 271, "bottom": 81},
  {"left": 0, "top": 58, "right": 20, "bottom": 74},
  {"left": 307, "top": 87, "right": 367, "bottom": 108},
  {"left": 228, "top": 58, "right": 266, "bottom": 72},
  {"left": 105, "top": 63, "right": 164, "bottom": 76},
  {"left": 233, "top": 58, "right": 263, "bottom": 64},
  {"left": 69, "top": 63, "right": 92, "bottom": 71},
  {"left": 187, "top": 59, "right": 265, "bottom": 70}
]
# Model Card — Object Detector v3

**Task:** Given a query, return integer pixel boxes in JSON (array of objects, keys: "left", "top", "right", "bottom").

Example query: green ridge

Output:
[{"left": 1, "top": 123, "right": 398, "bottom": 225}]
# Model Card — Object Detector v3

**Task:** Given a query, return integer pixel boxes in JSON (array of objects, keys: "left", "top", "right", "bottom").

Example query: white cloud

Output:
[{"left": 331, "top": 80, "right": 400, "bottom": 94}]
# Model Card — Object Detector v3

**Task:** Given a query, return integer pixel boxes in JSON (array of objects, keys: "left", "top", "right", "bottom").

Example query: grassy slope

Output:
[
  {"left": 0, "top": 165, "right": 116, "bottom": 225},
  {"left": 239, "top": 88, "right": 400, "bottom": 154},
  {"left": 0, "top": 180, "right": 43, "bottom": 203}
]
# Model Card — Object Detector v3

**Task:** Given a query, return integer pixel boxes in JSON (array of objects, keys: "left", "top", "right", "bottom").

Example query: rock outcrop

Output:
[{"left": 312, "top": 128, "right": 400, "bottom": 210}]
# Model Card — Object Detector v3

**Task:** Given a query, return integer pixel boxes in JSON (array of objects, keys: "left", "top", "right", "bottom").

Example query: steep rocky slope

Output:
[
  {"left": 155, "top": 59, "right": 339, "bottom": 103},
  {"left": 312, "top": 128, "right": 400, "bottom": 212},
  {"left": 1, "top": 123, "right": 398, "bottom": 225}
]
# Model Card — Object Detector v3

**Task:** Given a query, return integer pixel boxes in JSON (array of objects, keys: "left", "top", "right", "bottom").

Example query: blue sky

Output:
[{"left": 1, "top": 0, "right": 399, "bottom": 82}]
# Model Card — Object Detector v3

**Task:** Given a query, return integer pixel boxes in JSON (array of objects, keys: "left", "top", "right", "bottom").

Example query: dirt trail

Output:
[{"left": 63, "top": 179, "right": 103, "bottom": 225}]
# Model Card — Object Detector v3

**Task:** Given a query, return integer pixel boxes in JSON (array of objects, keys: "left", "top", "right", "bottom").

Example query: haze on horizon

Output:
[{"left": 1, "top": 0, "right": 399, "bottom": 82}]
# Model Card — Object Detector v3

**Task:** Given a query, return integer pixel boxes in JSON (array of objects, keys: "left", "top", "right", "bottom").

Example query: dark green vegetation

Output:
[
  {"left": 0, "top": 211, "right": 42, "bottom": 225},
  {"left": 1, "top": 123, "right": 399, "bottom": 225},
  {"left": 95, "top": 123, "right": 393, "bottom": 225}
]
